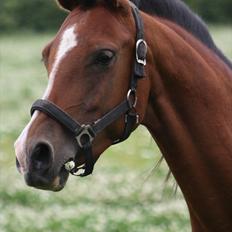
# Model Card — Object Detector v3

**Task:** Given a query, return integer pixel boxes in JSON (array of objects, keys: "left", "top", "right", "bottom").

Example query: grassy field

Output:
[{"left": 0, "top": 26, "right": 232, "bottom": 232}]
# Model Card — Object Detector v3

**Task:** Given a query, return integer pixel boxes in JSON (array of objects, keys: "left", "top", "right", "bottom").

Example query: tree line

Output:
[{"left": 0, "top": 0, "right": 231, "bottom": 32}]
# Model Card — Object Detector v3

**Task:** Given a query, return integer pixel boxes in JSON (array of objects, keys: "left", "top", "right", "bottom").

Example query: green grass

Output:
[{"left": 0, "top": 26, "right": 232, "bottom": 232}]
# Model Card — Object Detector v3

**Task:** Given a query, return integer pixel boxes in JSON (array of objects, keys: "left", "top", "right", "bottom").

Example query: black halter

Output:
[{"left": 30, "top": 2, "right": 147, "bottom": 177}]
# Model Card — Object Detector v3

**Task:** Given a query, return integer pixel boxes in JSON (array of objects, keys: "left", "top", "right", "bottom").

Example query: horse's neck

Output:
[{"left": 143, "top": 15, "right": 232, "bottom": 231}]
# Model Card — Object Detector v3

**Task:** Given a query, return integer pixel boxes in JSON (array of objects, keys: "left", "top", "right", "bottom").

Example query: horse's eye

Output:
[{"left": 94, "top": 50, "right": 115, "bottom": 66}]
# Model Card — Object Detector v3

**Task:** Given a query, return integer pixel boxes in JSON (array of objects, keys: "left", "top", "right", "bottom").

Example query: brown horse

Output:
[{"left": 14, "top": 0, "right": 232, "bottom": 231}]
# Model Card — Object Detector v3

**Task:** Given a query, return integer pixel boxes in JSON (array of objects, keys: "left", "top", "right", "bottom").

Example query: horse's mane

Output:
[{"left": 131, "top": 0, "right": 232, "bottom": 69}]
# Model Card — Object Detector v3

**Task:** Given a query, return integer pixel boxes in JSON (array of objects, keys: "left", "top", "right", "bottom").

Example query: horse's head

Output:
[{"left": 14, "top": 0, "right": 151, "bottom": 191}]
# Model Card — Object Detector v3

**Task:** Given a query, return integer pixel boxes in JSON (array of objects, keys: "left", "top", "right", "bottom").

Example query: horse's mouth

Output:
[{"left": 23, "top": 165, "right": 70, "bottom": 192}]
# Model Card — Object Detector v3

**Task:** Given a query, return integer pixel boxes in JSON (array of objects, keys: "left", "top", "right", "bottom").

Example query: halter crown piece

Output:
[{"left": 30, "top": 2, "right": 147, "bottom": 177}]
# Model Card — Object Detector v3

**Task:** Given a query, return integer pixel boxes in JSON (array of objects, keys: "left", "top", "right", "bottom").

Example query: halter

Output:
[{"left": 30, "top": 2, "right": 147, "bottom": 177}]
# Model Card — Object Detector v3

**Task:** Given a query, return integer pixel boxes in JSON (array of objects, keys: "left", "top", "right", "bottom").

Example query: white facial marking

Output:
[
  {"left": 14, "top": 25, "right": 78, "bottom": 164},
  {"left": 14, "top": 112, "right": 39, "bottom": 173},
  {"left": 43, "top": 25, "right": 78, "bottom": 99}
]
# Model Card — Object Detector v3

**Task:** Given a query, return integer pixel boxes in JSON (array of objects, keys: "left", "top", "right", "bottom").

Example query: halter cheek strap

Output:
[{"left": 30, "top": 2, "right": 147, "bottom": 177}]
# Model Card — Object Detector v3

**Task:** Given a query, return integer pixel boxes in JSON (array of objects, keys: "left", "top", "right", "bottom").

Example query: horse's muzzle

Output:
[
  {"left": 24, "top": 168, "right": 68, "bottom": 192},
  {"left": 16, "top": 142, "right": 70, "bottom": 191}
]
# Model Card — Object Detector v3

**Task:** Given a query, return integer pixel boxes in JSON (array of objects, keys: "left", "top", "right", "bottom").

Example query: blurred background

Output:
[{"left": 0, "top": 1, "right": 231, "bottom": 232}]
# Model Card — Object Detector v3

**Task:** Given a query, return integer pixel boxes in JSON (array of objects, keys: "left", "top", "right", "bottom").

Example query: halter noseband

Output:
[{"left": 30, "top": 2, "right": 147, "bottom": 177}]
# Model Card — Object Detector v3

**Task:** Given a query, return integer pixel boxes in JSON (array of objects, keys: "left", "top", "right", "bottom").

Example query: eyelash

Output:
[{"left": 93, "top": 50, "right": 115, "bottom": 66}]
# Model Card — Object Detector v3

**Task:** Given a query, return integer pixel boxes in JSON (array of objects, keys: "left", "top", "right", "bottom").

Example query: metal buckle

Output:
[
  {"left": 136, "top": 39, "right": 147, "bottom": 66},
  {"left": 127, "top": 89, "right": 138, "bottom": 109},
  {"left": 76, "top": 125, "right": 95, "bottom": 148}
]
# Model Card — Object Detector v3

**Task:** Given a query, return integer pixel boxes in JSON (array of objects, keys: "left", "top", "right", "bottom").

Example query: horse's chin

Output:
[
  {"left": 51, "top": 167, "right": 70, "bottom": 192},
  {"left": 24, "top": 166, "right": 70, "bottom": 192}
]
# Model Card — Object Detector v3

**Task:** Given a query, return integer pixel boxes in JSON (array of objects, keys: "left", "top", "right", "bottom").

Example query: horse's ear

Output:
[{"left": 56, "top": 0, "right": 78, "bottom": 11}]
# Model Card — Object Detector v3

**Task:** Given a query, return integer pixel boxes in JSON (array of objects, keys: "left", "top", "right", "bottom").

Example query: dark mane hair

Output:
[{"left": 131, "top": 0, "right": 232, "bottom": 69}]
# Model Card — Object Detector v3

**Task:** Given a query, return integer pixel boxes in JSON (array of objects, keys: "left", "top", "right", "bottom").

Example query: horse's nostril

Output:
[
  {"left": 16, "top": 157, "right": 20, "bottom": 169},
  {"left": 31, "top": 143, "right": 53, "bottom": 172}
]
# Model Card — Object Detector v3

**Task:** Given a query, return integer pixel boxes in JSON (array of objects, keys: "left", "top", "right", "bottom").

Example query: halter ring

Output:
[{"left": 127, "top": 89, "right": 138, "bottom": 109}]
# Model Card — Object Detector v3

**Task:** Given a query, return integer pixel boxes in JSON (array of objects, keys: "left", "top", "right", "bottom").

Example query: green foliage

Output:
[
  {"left": 0, "top": 0, "right": 67, "bottom": 32},
  {"left": 185, "top": 0, "right": 232, "bottom": 23},
  {"left": 0, "top": 0, "right": 231, "bottom": 32}
]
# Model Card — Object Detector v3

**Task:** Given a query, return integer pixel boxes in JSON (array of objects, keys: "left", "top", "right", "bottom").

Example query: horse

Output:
[
  {"left": 131, "top": 0, "right": 232, "bottom": 70},
  {"left": 14, "top": 0, "right": 232, "bottom": 231}
]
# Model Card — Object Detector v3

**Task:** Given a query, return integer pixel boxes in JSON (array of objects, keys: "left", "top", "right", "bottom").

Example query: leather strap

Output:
[
  {"left": 31, "top": 99, "right": 82, "bottom": 135},
  {"left": 31, "top": 98, "right": 133, "bottom": 139}
]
